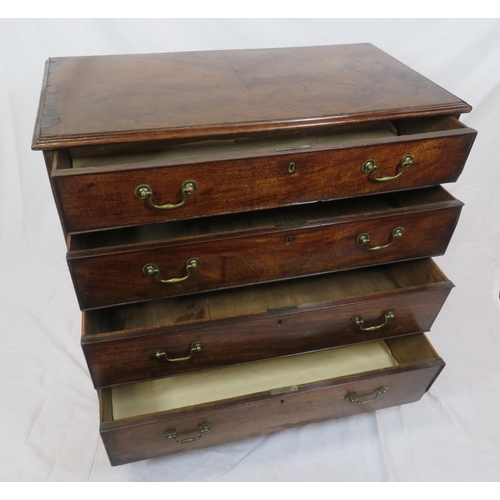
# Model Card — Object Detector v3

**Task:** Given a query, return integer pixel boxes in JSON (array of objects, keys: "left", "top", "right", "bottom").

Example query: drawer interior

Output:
[
  {"left": 60, "top": 116, "right": 468, "bottom": 171},
  {"left": 68, "top": 121, "right": 399, "bottom": 169},
  {"left": 83, "top": 258, "right": 450, "bottom": 336},
  {"left": 69, "top": 186, "right": 459, "bottom": 251},
  {"left": 104, "top": 333, "right": 438, "bottom": 421}
]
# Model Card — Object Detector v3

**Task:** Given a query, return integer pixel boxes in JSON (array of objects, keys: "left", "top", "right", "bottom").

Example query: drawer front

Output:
[
  {"left": 83, "top": 287, "right": 451, "bottom": 388},
  {"left": 99, "top": 336, "right": 444, "bottom": 465},
  {"left": 54, "top": 130, "right": 474, "bottom": 234},
  {"left": 70, "top": 206, "right": 461, "bottom": 310}
]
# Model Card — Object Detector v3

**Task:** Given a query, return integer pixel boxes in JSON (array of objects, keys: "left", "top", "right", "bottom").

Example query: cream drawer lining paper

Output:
[{"left": 111, "top": 341, "right": 398, "bottom": 420}]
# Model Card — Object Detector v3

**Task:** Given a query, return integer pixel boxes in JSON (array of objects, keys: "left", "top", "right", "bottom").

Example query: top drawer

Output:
[{"left": 50, "top": 116, "right": 475, "bottom": 234}]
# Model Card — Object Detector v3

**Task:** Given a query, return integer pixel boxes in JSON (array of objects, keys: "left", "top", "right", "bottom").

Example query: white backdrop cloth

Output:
[{"left": 1, "top": 18, "right": 499, "bottom": 481}]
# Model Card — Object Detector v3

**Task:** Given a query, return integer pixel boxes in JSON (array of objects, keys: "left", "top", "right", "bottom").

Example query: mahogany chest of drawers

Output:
[{"left": 32, "top": 43, "right": 476, "bottom": 466}]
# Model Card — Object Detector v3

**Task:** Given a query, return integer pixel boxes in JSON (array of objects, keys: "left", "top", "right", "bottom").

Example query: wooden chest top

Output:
[{"left": 32, "top": 43, "right": 471, "bottom": 150}]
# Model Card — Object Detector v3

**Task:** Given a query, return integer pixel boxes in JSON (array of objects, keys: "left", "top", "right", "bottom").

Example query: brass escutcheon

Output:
[{"left": 288, "top": 161, "right": 296, "bottom": 173}]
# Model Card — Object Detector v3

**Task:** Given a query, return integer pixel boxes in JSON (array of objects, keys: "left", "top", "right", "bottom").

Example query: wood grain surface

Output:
[
  {"left": 51, "top": 117, "right": 475, "bottom": 234},
  {"left": 68, "top": 188, "right": 462, "bottom": 310},
  {"left": 82, "top": 259, "right": 452, "bottom": 388},
  {"left": 32, "top": 44, "right": 472, "bottom": 150},
  {"left": 98, "top": 333, "right": 444, "bottom": 465}
]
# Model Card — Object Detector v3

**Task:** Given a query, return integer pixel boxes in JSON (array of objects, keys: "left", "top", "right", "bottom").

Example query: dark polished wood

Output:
[
  {"left": 32, "top": 45, "right": 475, "bottom": 466},
  {"left": 51, "top": 117, "right": 474, "bottom": 234},
  {"left": 99, "top": 333, "right": 444, "bottom": 466},
  {"left": 68, "top": 187, "right": 462, "bottom": 310},
  {"left": 82, "top": 259, "right": 452, "bottom": 388},
  {"left": 32, "top": 44, "right": 471, "bottom": 150}
]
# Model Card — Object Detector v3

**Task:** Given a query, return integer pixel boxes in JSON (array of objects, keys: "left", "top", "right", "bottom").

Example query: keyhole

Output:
[{"left": 286, "top": 235, "right": 294, "bottom": 245}]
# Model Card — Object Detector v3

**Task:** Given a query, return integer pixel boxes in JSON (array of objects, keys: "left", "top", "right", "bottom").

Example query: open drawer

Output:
[
  {"left": 51, "top": 116, "right": 475, "bottom": 234},
  {"left": 82, "top": 258, "right": 452, "bottom": 388},
  {"left": 69, "top": 186, "right": 462, "bottom": 310},
  {"left": 99, "top": 332, "right": 445, "bottom": 465}
]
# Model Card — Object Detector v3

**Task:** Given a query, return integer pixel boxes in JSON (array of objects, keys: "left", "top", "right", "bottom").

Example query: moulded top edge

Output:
[
  {"left": 32, "top": 44, "right": 472, "bottom": 150},
  {"left": 31, "top": 105, "right": 472, "bottom": 151}
]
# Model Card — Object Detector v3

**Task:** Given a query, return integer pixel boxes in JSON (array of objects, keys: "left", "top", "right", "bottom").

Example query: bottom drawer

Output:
[{"left": 99, "top": 333, "right": 444, "bottom": 465}]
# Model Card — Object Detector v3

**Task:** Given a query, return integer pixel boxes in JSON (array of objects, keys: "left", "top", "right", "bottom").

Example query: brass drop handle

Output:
[
  {"left": 361, "top": 154, "right": 414, "bottom": 182},
  {"left": 345, "top": 387, "right": 388, "bottom": 405},
  {"left": 134, "top": 180, "right": 198, "bottom": 209},
  {"left": 350, "top": 310, "right": 395, "bottom": 331},
  {"left": 165, "top": 423, "right": 211, "bottom": 444},
  {"left": 142, "top": 258, "right": 201, "bottom": 284},
  {"left": 357, "top": 227, "right": 404, "bottom": 251},
  {"left": 151, "top": 342, "right": 204, "bottom": 362}
]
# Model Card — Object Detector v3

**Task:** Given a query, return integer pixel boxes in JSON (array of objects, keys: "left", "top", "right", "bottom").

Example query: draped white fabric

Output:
[{"left": 1, "top": 18, "right": 499, "bottom": 481}]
